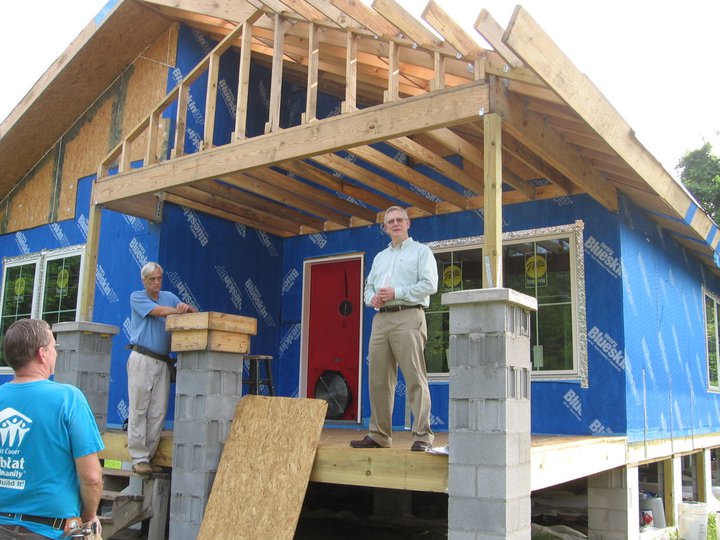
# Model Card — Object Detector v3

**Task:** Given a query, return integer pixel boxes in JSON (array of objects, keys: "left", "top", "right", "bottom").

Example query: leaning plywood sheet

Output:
[{"left": 198, "top": 395, "right": 328, "bottom": 540}]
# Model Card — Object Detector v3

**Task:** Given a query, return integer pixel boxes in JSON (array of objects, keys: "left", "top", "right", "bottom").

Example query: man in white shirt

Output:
[{"left": 350, "top": 206, "right": 438, "bottom": 451}]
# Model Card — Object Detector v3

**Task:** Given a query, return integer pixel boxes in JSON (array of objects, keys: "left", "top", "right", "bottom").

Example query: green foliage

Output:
[
  {"left": 669, "top": 527, "right": 679, "bottom": 540},
  {"left": 678, "top": 142, "right": 720, "bottom": 223},
  {"left": 709, "top": 511, "right": 718, "bottom": 540}
]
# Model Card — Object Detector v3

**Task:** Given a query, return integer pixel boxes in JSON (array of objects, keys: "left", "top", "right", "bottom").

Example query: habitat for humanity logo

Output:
[
  {"left": 0, "top": 409, "right": 31, "bottom": 448},
  {"left": 563, "top": 389, "right": 582, "bottom": 420},
  {"left": 584, "top": 236, "right": 621, "bottom": 278},
  {"left": 588, "top": 326, "right": 625, "bottom": 372}
]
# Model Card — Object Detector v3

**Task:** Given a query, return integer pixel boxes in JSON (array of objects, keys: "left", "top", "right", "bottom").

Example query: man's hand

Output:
[
  {"left": 176, "top": 303, "right": 197, "bottom": 314},
  {"left": 376, "top": 287, "right": 395, "bottom": 303}
]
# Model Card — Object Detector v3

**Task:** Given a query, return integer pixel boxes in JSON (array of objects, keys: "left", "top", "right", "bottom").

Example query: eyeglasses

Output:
[{"left": 384, "top": 218, "right": 407, "bottom": 225}]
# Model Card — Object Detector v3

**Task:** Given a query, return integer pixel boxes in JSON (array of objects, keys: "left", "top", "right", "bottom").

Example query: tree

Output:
[{"left": 677, "top": 142, "right": 720, "bottom": 223}]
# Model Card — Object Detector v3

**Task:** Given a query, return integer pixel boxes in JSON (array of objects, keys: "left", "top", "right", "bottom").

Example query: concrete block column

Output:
[
  {"left": 53, "top": 321, "right": 119, "bottom": 432},
  {"left": 587, "top": 466, "right": 639, "bottom": 539},
  {"left": 442, "top": 288, "right": 537, "bottom": 540},
  {"left": 169, "top": 350, "right": 244, "bottom": 539}
]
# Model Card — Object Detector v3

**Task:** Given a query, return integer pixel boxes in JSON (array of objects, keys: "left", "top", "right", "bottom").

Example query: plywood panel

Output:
[
  {"left": 6, "top": 155, "right": 54, "bottom": 232},
  {"left": 198, "top": 396, "right": 327, "bottom": 540}
]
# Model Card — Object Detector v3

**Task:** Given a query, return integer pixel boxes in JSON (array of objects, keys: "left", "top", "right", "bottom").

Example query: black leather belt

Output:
[
  {"left": 0, "top": 512, "right": 65, "bottom": 530},
  {"left": 128, "top": 344, "right": 173, "bottom": 363},
  {"left": 378, "top": 304, "right": 422, "bottom": 313}
]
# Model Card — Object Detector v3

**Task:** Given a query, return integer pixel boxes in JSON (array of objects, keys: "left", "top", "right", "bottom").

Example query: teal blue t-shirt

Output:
[{"left": 0, "top": 380, "right": 104, "bottom": 539}]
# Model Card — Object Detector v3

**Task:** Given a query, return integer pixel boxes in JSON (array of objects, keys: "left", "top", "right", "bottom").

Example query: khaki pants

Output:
[
  {"left": 127, "top": 351, "right": 170, "bottom": 464},
  {"left": 368, "top": 308, "right": 434, "bottom": 447}
]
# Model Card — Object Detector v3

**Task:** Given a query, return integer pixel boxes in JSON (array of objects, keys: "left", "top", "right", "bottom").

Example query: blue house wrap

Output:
[{"left": 2, "top": 22, "right": 719, "bottom": 448}]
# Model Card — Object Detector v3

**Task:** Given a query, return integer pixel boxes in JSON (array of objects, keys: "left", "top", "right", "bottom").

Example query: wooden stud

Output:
[
  {"left": 235, "top": 21, "right": 254, "bottom": 140},
  {"left": 265, "top": 14, "right": 286, "bottom": 134},
  {"left": 305, "top": 22, "right": 320, "bottom": 123},
  {"left": 344, "top": 31, "right": 358, "bottom": 112},
  {"left": 203, "top": 52, "right": 220, "bottom": 150}
]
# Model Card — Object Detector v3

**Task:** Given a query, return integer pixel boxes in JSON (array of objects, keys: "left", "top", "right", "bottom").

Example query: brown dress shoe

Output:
[
  {"left": 410, "top": 441, "right": 431, "bottom": 452},
  {"left": 350, "top": 436, "right": 383, "bottom": 449},
  {"left": 132, "top": 461, "right": 153, "bottom": 475}
]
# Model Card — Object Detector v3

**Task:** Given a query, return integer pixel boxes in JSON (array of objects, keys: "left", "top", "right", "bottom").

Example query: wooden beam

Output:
[
  {"left": 483, "top": 113, "right": 502, "bottom": 288},
  {"left": 93, "top": 83, "right": 490, "bottom": 205},
  {"left": 164, "top": 191, "right": 294, "bottom": 237},
  {"left": 344, "top": 31, "right": 358, "bottom": 112},
  {"left": 503, "top": 6, "right": 713, "bottom": 241},
  {"left": 422, "top": 0, "right": 483, "bottom": 60},
  {"left": 497, "top": 89, "right": 618, "bottom": 211},
  {"left": 79, "top": 202, "right": 102, "bottom": 321},
  {"left": 141, "top": 0, "right": 257, "bottom": 23},
  {"left": 348, "top": 145, "right": 467, "bottom": 210},
  {"left": 474, "top": 9, "right": 522, "bottom": 68},
  {"left": 280, "top": 160, "right": 393, "bottom": 211},
  {"left": 309, "top": 153, "right": 437, "bottom": 214},
  {"left": 330, "top": 0, "right": 399, "bottom": 38},
  {"left": 203, "top": 52, "right": 220, "bottom": 149},
  {"left": 371, "top": 0, "right": 438, "bottom": 48}
]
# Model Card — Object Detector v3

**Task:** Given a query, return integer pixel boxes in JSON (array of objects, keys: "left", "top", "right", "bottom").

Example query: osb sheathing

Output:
[
  {"left": 4, "top": 25, "right": 178, "bottom": 234},
  {"left": 5, "top": 155, "right": 55, "bottom": 232}
]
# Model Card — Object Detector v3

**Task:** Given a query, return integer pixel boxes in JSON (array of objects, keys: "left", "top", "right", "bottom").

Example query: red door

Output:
[{"left": 306, "top": 258, "right": 361, "bottom": 421}]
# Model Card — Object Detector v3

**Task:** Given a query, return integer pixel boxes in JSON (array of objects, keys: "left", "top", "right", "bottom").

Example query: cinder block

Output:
[
  {"left": 447, "top": 530, "right": 477, "bottom": 540},
  {"left": 449, "top": 495, "right": 505, "bottom": 533},
  {"left": 450, "top": 399, "right": 469, "bottom": 430},
  {"left": 448, "top": 464, "right": 477, "bottom": 498},
  {"left": 203, "top": 351, "right": 246, "bottom": 372},
  {"left": 173, "top": 420, "right": 223, "bottom": 446},
  {"left": 170, "top": 469, "right": 215, "bottom": 498},
  {"left": 205, "top": 394, "right": 242, "bottom": 419},
  {"left": 175, "top": 370, "right": 218, "bottom": 395}
]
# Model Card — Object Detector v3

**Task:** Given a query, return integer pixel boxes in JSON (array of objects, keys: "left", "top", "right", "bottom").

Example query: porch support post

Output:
[
  {"left": 53, "top": 321, "right": 119, "bottom": 432},
  {"left": 587, "top": 466, "right": 639, "bottom": 539},
  {"left": 443, "top": 288, "right": 537, "bottom": 539},
  {"left": 483, "top": 111, "right": 503, "bottom": 289},
  {"left": 79, "top": 201, "right": 102, "bottom": 321}
]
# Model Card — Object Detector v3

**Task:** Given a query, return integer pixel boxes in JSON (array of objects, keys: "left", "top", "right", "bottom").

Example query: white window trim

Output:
[
  {"left": 703, "top": 287, "right": 720, "bottom": 393},
  {"left": 1, "top": 245, "right": 85, "bottom": 372},
  {"left": 426, "top": 221, "right": 589, "bottom": 387}
]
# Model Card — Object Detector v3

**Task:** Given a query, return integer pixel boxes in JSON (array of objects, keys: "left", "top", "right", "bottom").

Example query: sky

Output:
[{"left": 0, "top": 0, "right": 718, "bottom": 179}]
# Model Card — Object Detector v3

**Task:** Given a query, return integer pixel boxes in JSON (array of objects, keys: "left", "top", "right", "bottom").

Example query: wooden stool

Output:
[{"left": 242, "top": 355, "right": 274, "bottom": 396}]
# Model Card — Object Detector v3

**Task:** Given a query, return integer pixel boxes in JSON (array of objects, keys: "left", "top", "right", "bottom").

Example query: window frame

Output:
[
  {"left": 0, "top": 245, "right": 85, "bottom": 371},
  {"left": 425, "top": 221, "right": 588, "bottom": 386},
  {"left": 703, "top": 288, "right": 720, "bottom": 392}
]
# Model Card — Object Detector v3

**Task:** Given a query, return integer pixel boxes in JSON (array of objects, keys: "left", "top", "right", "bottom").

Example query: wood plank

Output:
[
  {"left": 93, "top": 83, "right": 491, "bottom": 204},
  {"left": 483, "top": 112, "right": 502, "bottom": 288},
  {"left": 330, "top": 0, "right": 399, "bottom": 38},
  {"left": 304, "top": 23, "right": 320, "bottom": 123},
  {"left": 166, "top": 311, "right": 258, "bottom": 333},
  {"left": 503, "top": 5, "right": 713, "bottom": 241},
  {"left": 348, "top": 145, "right": 467, "bottom": 210},
  {"left": 235, "top": 20, "right": 255, "bottom": 140},
  {"left": 265, "top": 14, "right": 286, "bottom": 134},
  {"left": 371, "top": 0, "right": 437, "bottom": 48},
  {"left": 422, "top": 0, "right": 483, "bottom": 60},
  {"left": 344, "top": 31, "right": 358, "bottom": 112},
  {"left": 203, "top": 52, "right": 220, "bottom": 149},
  {"left": 308, "top": 153, "right": 437, "bottom": 214},
  {"left": 171, "top": 329, "right": 251, "bottom": 353},
  {"left": 474, "top": 9, "right": 523, "bottom": 68},
  {"left": 78, "top": 203, "right": 102, "bottom": 321},
  {"left": 198, "top": 396, "right": 327, "bottom": 540},
  {"left": 141, "top": 0, "right": 257, "bottom": 23},
  {"left": 497, "top": 90, "right": 618, "bottom": 211}
]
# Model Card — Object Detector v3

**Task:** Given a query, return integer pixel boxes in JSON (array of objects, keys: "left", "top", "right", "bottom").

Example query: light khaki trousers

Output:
[
  {"left": 368, "top": 307, "right": 434, "bottom": 447},
  {"left": 127, "top": 351, "right": 170, "bottom": 464}
]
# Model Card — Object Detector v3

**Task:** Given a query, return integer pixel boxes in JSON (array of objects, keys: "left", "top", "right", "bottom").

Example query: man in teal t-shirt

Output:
[{"left": 0, "top": 319, "right": 104, "bottom": 539}]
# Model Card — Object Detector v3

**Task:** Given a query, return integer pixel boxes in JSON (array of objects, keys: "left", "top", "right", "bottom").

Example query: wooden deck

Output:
[{"left": 101, "top": 429, "right": 626, "bottom": 493}]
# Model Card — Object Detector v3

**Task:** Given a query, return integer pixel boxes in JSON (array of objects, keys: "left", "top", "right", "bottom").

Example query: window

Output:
[
  {"left": 704, "top": 290, "right": 719, "bottom": 390},
  {"left": 425, "top": 222, "right": 588, "bottom": 384},
  {"left": 0, "top": 247, "right": 84, "bottom": 367}
]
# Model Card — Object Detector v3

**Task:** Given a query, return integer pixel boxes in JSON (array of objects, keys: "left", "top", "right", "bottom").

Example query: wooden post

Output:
[
  {"left": 483, "top": 111, "right": 502, "bottom": 288},
  {"left": 79, "top": 200, "right": 102, "bottom": 322}
]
